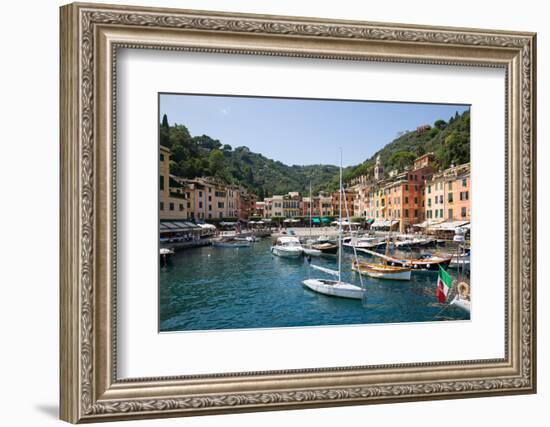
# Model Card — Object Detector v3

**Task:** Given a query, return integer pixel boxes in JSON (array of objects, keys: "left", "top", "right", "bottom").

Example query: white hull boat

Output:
[
  {"left": 303, "top": 246, "right": 322, "bottom": 256},
  {"left": 449, "top": 254, "right": 471, "bottom": 267},
  {"left": 271, "top": 236, "right": 304, "bottom": 258},
  {"left": 342, "top": 236, "right": 384, "bottom": 249},
  {"left": 302, "top": 279, "right": 365, "bottom": 299},
  {"left": 450, "top": 295, "right": 471, "bottom": 313},
  {"left": 213, "top": 241, "right": 251, "bottom": 248}
]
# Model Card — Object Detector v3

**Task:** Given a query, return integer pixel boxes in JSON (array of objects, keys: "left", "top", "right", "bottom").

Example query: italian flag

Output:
[{"left": 436, "top": 266, "right": 452, "bottom": 303}]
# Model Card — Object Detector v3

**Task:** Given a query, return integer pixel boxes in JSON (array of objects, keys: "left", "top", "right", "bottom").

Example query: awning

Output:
[
  {"left": 160, "top": 220, "right": 201, "bottom": 233},
  {"left": 371, "top": 219, "right": 399, "bottom": 228},
  {"left": 312, "top": 217, "right": 321, "bottom": 224},
  {"left": 197, "top": 223, "right": 216, "bottom": 229},
  {"left": 366, "top": 219, "right": 375, "bottom": 224},
  {"left": 413, "top": 219, "right": 444, "bottom": 228},
  {"left": 321, "top": 217, "right": 331, "bottom": 223},
  {"left": 429, "top": 220, "right": 470, "bottom": 231},
  {"left": 220, "top": 221, "right": 238, "bottom": 226}
]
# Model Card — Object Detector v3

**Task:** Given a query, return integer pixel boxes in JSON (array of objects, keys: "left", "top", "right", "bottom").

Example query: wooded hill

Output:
[{"left": 159, "top": 109, "right": 470, "bottom": 197}]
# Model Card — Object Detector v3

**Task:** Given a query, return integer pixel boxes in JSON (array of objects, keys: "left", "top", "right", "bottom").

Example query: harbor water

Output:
[{"left": 159, "top": 239, "right": 470, "bottom": 332}]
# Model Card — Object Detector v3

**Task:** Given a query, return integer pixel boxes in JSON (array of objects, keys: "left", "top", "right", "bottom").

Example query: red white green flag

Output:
[{"left": 436, "top": 266, "right": 452, "bottom": 303}]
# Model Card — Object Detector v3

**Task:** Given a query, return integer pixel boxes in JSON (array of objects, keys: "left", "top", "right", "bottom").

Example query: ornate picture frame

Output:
[{"left": 60, "top": 2, "right": 536, "bottom": 423}]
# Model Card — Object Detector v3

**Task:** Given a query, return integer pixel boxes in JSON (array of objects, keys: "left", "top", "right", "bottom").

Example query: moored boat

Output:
[
  {"left": 351, "top": 260, "right": 411, "bottom": 281},
  {"left": 449, "top": 281, "right": 471, "bottom": 312},
  {"left": 359, "top": 248, "right": 452, "bottom": 271},
  {"left": 212, "top": 240, "right": 251, "bottom": 248},
  {"left": 302, "top": 149, "right": 365, "bottom": 301},
  {"left": 311, "top": 242, "right": 338, "bottom": 255},
  {"left": 342, "top": 236, "right": 385, "bottom": 250},
  {"left": 303, "top": 244, "right": 322, "bottom": 256},
  {"left": 271, "top": 236, "right": 304, "bottom": 258}
]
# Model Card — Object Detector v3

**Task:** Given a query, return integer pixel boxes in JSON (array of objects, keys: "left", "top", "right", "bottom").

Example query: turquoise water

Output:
[{"left": 159, "top": 239, "right": 470, "bottom": 332}]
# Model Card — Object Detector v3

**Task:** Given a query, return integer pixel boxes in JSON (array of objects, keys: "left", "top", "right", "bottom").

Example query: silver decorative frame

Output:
[{"left": 60, "top": 2, "right": 536, "bottom": 423}]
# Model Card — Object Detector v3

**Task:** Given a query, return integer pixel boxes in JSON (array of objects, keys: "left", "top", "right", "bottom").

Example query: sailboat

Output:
[{"left": 302, "top": 151, "right": 365, "bottom": 300}]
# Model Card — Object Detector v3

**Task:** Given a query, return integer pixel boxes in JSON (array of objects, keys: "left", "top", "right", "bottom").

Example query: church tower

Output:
[{"left": 374, "top": 154, "right": 384, "bottom": 181}]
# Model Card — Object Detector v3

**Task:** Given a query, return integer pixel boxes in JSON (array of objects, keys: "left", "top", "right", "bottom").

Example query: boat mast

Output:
[
  {"left": 338, "top": 149, "right": 343, "bottom": 283},
  {"left": 309, "top": 181, "right": 312, "bottom": 241}
]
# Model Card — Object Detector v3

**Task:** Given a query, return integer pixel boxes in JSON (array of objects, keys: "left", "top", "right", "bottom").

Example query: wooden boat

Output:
[
  {"left": 311, "top": 242, "right": 338, "bottom": 255},
  {"left": 351, "top": 260, "right": 411, "bottom": 281},
  {"left": 302, "top": 278, "right": 365, "bottom": 299},
  {"left": 358, "top": 248, "right": 451, "bottom": 271}
]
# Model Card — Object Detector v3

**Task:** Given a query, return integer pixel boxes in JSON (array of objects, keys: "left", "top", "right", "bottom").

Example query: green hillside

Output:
[
  {"left": 342, "top": 109, "right": 470, "bottom": 183},
  {"left": 159, "top": 109, "right": 469, "bottom": 197},
  {"left": 159, "top": 116, "right": 338, "bottom": 197}
]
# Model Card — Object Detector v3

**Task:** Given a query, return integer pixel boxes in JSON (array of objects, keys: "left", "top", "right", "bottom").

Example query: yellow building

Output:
[{"left": 159, "top": 146, "right": 192, "bottom": 220}]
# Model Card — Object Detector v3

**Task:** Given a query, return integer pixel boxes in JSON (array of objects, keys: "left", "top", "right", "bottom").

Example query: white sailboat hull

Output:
[{"left": 302, "top": 279, "right": 365, "bottom": 299}]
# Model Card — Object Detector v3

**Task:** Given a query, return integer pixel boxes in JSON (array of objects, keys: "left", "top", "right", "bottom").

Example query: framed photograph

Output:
[{"left": 60, "top": 2, "right": 537, "bottom": 423}]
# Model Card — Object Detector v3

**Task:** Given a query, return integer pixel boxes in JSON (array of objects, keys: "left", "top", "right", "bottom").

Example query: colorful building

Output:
[
  {"left": 426, "top": 163, "right": 470, "bottom": 222},
  {"left": 159, "top": 146, "right": 193, "bottom": 220},
  {"left": 331, "top": 190, "right": 355, "bottom": 217}
]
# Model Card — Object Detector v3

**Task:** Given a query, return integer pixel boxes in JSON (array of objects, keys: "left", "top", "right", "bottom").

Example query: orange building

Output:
[
  {"left": 425, "top": 163, "right": 470, "bottom": 222},
  {"left": 331, "top": 190, "right": 355, "bottom": 217},
  {"left": 384, "top": 166, "right": 433, "bottom": 232}
]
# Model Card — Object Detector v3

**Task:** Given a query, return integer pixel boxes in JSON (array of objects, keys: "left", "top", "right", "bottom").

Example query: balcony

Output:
[{"left": 169, "top": 191, "right": 187, "bottom": 199}]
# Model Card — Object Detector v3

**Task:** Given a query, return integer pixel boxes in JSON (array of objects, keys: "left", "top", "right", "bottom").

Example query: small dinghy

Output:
[
  {"left": 351, "top": 260, "right": 411, "bottom": 281},
  {"left": 302, "top": 278, "right": 365, "bottom": 299},
  {"left": 449, "top": 281, "right": 471, "bottom": 313}
]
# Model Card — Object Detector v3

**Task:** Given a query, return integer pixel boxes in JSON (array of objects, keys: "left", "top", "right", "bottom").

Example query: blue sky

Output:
[{"left": 160, "top": 94, "right": 469, "bottom": 167}]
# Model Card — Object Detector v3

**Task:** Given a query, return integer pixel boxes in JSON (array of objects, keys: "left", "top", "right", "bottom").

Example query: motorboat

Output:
[
  {"left": 351, "top": 260, "right": 411, "bottom": 281},
  {"left": 212, "top": 238, "right": 251, "bottom": 248},
  {"left": 271, "top": 236, "right": 304, "bottom": 257},
  {"left": 342, "top": 236, "right": 385, "bottom": 250}
]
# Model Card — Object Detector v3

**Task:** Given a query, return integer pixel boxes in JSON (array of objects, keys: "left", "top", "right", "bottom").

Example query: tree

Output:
[
  {"left": 193, "top": 135, "right": 222, "bottom": 150},
  {"left": 168, "top": 124, "right": 192, "bottom": 149},
  {"left": 161, "top": 114, "right": 169, "bottom": 129},
  {"left": 434, "top": 119, "right": 447, "bottom": 130},
  {"left": 388, "top": 151, "right": 416, "bottom": 170},
  {"left": 222, "top": 144, "right": 232, "bottom": 151},
  {"left": 209, "top": 149, "right": 225, "bottom": 177}
]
